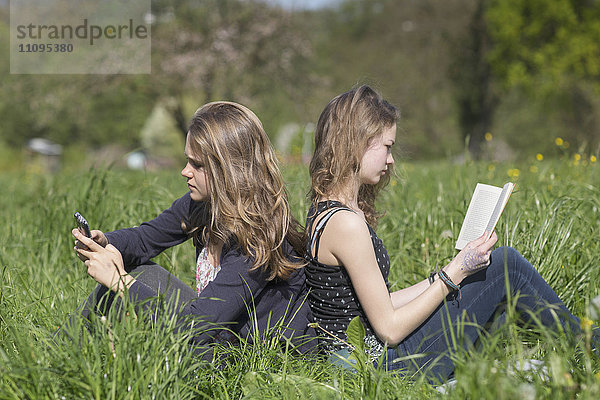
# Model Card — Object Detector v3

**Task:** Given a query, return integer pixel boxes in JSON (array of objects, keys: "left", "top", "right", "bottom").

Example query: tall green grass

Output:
[{"left": 1, "top": 159, "right": 599, "bottom": 399}]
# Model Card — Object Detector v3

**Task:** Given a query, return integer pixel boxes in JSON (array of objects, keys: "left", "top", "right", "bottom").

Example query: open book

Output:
[{"left": 455, "top": 182, "right": 515, "bottom": 250}]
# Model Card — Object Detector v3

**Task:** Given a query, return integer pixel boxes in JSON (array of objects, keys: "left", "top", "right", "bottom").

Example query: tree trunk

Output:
[{"left": 456, "top": 0, "right": 497, "bottom": 159}]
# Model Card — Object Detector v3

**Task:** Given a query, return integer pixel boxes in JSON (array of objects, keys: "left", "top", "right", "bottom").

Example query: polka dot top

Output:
[{"left": 305, "top": 200, "right": 391, "bottom": 354}]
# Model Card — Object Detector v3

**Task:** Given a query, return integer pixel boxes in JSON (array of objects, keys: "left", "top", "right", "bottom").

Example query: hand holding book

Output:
[
  {"left": 455, "top": 231, "right": 497, "bottom": 273},
  {"left": 446, "top": 230, "right": 498, "bottom": 284},
  {"left": 455, "top": 182, "right": 515, "bottom": 250}
]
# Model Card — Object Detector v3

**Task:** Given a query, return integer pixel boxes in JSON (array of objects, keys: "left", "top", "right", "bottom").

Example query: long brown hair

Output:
[
  {"left": 309, "top": 85, "right": 400, "bottom": 227},
  {"left": 186, "top": 101, "right": 305, "bottom": 280}
]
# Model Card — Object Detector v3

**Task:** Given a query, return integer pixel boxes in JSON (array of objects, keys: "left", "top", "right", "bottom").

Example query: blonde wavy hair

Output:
[
  {"left": 309, "top": 85, "right": 400, "bottom": 228},
  {"left": 186, "top": 101, "right": 305, "bottom": 280}
]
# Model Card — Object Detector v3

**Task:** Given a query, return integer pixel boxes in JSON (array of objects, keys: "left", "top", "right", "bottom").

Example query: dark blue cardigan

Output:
[{"left": 105, "top": 193, "right": 317, "bottom": 353}]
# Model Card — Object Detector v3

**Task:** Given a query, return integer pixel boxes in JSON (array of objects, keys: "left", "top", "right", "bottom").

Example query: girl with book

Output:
[
  {"left": 68, "top": 101, "right": 316, "bottom": 353},
  {"left": 305, "top": 85, "right": 597, "bottom": 381}
]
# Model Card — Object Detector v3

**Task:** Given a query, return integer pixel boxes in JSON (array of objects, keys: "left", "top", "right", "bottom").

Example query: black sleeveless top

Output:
[{"left": 305, "top": 200, "right": 391, "bottom": 356}]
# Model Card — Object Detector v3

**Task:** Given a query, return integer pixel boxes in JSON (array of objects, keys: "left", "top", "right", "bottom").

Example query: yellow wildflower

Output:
[
  {"left": 508, "top": 168, "right": 520, "bottom": 179},
  {"left": 391, "top": 179, "right": 397, "bottom": 187},
  {"left": 581, "top": 317, "right": 593, "bottom": 330},
  {"left": 485, "top": 132, "right": 493, "bottom": 142},
  {"left": 488, "top": 164, "right": 496, "bottom": 172},
  {"left": 536, "top": 153, "right": 543, "bottom": 161},
  {"left": 591, "top": 155, "right": 597, "bottom": 163},
  {"left": 555, "top": 137, "right": 564, "bottom": 146},
  {"left": 574, "top": 153, "right": 581, "bottom": 161}
]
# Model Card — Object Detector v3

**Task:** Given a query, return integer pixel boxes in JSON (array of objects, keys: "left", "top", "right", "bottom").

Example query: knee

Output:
[
  {"left": 490, "top": 247, "right": 533, "bottom": 277},
  {"left": 488, "top": 247, "right": 514, "bottom": 274},
  {"left": 493, "top": 246, "right": 519, "bottom": 263}
]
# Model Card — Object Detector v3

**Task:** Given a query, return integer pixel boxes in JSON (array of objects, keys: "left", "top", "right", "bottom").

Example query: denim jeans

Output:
[
  {"left": 57, "top": 262, "right": 198, "bottom": 336},
  {"left": 378, "top": 246, "right": 594, "bottom": 383}
]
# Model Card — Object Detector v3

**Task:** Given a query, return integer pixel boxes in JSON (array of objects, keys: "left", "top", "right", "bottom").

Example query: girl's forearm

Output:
[
  {"left": 390, "top": 278, "right": 430, "bottom": 308},
  {"left": 390, "top": 260, "right": 464, "bottom": 309},
  {"left": 382, "top": 278, "right": 455, "bottom": 345}
]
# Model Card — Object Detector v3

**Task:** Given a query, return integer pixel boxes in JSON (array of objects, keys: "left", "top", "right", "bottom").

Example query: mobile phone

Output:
[{"left": 74, "top": 211, "right": 92, "bottom": 238}]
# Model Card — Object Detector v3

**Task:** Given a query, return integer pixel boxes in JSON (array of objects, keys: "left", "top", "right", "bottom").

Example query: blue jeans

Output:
[
  {"left": 379, "top": 247, "right": 594, "bottom": 383},
  {"left": 57, "top": 263, "right": 198, "bottom": 336}
]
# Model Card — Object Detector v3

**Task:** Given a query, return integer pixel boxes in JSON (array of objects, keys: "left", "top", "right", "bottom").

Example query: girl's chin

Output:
[
  {"left": 189, "top": 191, "right": 208, "bottom": 202},
  {"left": 361, "top": 178, "right": 380, "bottom": 186}
]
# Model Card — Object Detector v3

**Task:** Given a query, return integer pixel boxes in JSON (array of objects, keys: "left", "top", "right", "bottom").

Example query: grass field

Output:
[{"left": 1, "top": 157, "right": 599, "bottom": 399}]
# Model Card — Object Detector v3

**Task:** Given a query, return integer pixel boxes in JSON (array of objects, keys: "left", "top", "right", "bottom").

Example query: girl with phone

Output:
[
  {"left": 304, "top": 85, "right": 597, "bottom": 381},
  {"left": 69, "top": 101, "right": 316, "bottom": 353}
]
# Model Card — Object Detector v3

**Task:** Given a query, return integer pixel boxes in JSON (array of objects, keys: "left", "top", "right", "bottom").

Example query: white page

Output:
[
  {"left": 485, "top": 182, "right": 514, "bottom": 234},
  {"left": 455, "top": 183, "right": 502, "bottom": 250}
]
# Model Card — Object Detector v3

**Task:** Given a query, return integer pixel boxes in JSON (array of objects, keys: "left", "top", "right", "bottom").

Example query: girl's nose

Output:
[{"left": 181, "top": 163, "right": 193, "bottom": 178}]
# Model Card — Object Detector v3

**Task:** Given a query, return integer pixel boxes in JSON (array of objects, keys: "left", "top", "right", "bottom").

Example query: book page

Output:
[
  {"left": 485, "top": 182, "right": 514, "bottom": 235},
  {"left": 455, "top": 183, "right": 502, "bottom": 250}
]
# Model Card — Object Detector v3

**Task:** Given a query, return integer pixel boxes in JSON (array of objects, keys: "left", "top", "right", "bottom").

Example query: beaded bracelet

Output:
[{"left": 438, "top": 270, "right": 461, "bottom": 300}]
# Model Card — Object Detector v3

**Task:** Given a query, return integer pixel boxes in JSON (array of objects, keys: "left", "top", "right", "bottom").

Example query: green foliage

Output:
[
  {"left": 345, "top": 316, "right": 366, "bottom": 355},
  {"left": 483, "top": 0, "right": 600, "bottom": 155},
  {"left": 242, "top": 371, "right": 340, "bottom": 398},
  {"left": 487, "top": 0, "right": 600, "bottom": 92},
  {"left": 0, "top": 15, "right": 156, "bottom": 149}
]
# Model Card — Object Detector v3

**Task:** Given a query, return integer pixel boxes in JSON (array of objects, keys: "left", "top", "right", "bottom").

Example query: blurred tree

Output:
[
  {"left": 1, "top": 0, "right": 315, "bottom": 153},
  {"left": 0, "top": 72, "right": 156, "bottom": 148},
  {"left": 486, "top": 0, "right": 600, "bottom": 152},
  {"left": 450, "top": 0, "right": 600, "bottom": 158},
  {"left": 450, "top": 0, "right": 496, "bottom": 159},
  {"left": 0, "top": 7, "right": 156, "bottom": 150},
  {"left": 487, "top": 0, "right": 600, "bottom": 93},
  {"left": 313, "top": 0, "right": 472, "bottom": 158},
  {"left": 150, "top": 0, "right": 316, "bottom": 137}
]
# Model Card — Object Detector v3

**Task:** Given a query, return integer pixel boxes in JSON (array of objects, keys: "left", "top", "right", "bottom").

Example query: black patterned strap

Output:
[{"left": 309, "top": 206, "right": 354, "bottom": 260}]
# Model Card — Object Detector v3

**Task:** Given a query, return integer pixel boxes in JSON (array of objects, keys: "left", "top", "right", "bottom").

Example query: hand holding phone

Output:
[
  {"left": 72, "top": 213, "right": 108, "bottom": 263},
  {"left": 74, "top": 211, "right": 92, "bottom": 238}
]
